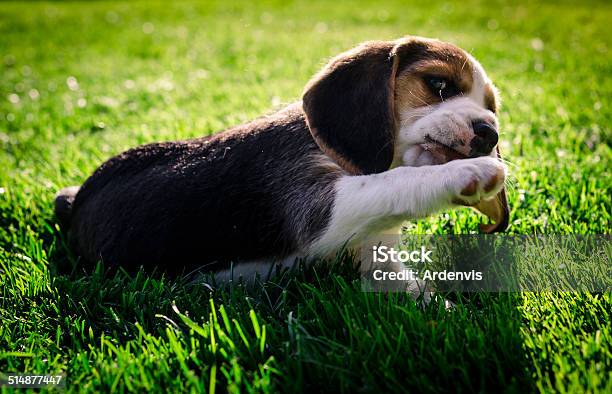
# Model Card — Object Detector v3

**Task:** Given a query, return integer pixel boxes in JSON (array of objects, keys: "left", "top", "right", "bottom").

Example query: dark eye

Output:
[{"left": 424, "top": 76, "right": 459, "bottom": 100}]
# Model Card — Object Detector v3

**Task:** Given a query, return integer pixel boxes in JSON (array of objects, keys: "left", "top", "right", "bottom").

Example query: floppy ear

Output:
[
  {"left": 475, "top": 146, "right": 510, "bottom": 233},
  {"left": 302, "top": 41, "right": 399, "bottom": 175}
]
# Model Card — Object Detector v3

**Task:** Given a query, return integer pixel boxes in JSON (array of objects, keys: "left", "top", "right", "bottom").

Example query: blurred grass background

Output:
[{"left": 0, "top": 0, "right": 610, "bottom": 392}]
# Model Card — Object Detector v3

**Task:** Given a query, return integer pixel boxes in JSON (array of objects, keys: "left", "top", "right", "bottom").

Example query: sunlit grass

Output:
[{"left": 0, "top": 0, "right": 610, "bottom": 392}]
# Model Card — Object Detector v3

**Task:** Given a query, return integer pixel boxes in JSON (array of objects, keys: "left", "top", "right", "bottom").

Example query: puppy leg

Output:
[
  {"left": 308, "top": 156, "right": 506, "bottom": 253},
  {"left": 307, "top": 156, "right": 506, "bottom": 301},
  {"left": 211, "top": 254, "right": 300, "bottom": 284}
]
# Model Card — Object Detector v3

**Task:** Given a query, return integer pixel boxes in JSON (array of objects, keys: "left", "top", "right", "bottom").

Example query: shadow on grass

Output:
[
  {"left": 0, "top": 191, "right": 536, "bottom": 391},
  {"left": 38, "top": 221, "right": 536, "bottom": 392}
]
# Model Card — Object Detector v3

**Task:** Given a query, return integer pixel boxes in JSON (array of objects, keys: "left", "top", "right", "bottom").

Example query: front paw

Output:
[{"left": 446, "top": 157, "right": 506, "bottom": 206}]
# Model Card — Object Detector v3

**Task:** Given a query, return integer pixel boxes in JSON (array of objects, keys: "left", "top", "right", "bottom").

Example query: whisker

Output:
[
  {"left": 499, "top": 157, "right": 519, "bottom": 170},
  {"left": 461, "top": 57, "right": 469, "bottom": 73},
  {"left": 407, "top": 90, "right": 430, "bottom": 107}
]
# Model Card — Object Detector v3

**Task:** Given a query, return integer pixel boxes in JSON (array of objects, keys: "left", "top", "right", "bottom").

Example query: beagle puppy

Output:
[{"left": 55, "top": 36, "right": 509, "bottom": 280}]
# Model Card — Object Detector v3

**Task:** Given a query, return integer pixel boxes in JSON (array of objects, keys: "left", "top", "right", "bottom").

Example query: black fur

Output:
[
  {"left": 55, "top": 186, "right": 78, "bottom": 229},
  {"left": 65, "top": 104, "right": 340, "bottom": 273},
  {"left": 56, "top": 38, "right": 451, "bottom": 273},
  {"left": 303, "top": 41, "right": 397, "bottom": 175}
]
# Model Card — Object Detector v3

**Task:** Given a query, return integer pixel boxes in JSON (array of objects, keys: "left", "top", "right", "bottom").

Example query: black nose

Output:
[{"left": 470, "top": 120, "right": 498, "bottom": 156}]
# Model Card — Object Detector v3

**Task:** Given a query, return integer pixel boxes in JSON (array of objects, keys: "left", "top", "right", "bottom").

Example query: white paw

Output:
[{"left": 445, "top": 157, "right": 506, "bottom": 206}]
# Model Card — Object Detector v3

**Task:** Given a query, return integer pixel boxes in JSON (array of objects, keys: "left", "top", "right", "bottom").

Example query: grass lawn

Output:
[{"left": 0, "top": 0, "right": 610, "bottom": 392}]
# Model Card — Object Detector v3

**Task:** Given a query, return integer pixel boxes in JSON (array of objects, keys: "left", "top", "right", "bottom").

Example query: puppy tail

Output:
[{"left": 54, "top": 186, "right": 79, "bottom": 229}]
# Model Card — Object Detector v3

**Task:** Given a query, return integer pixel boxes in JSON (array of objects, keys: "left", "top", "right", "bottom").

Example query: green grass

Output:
[{"left": 0, "top": 0, "right": 610, "bottom": 392}]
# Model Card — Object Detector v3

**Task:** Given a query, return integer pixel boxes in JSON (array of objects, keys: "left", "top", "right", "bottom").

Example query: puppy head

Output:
[
  {"left": 302, "top": 36, "right": 509, "bottom": 232},
  {"left": 392, "top": 37, "right": 500, "bottom": 166}
]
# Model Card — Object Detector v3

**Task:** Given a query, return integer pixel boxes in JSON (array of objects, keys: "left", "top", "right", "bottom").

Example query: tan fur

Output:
[
  {"left": 394, "top": 41, "right": 474, "bottom": 114},
  {"left": 303, "top": 36, "right": 495, "bottom": 174}
]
